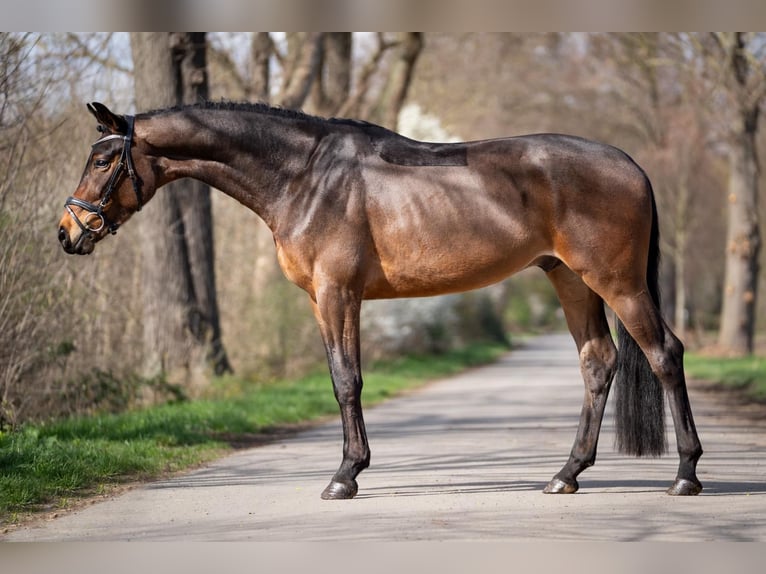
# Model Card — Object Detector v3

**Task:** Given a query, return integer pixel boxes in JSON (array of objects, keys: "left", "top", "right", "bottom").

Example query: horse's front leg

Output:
[{"left": 311, "top": 289, "right": 370, "bottom": 500}]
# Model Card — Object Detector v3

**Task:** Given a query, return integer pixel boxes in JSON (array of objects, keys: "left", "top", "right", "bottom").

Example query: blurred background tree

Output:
[
  {"left": 130, "top": 32, "right": 231, "bottom": 396},
  {"left": 706, "top": 33, "right": 766, "bottom": 356}
]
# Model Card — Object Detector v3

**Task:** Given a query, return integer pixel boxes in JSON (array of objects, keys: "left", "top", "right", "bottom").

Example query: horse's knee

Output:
[
  {"left": 328, "top": 363, "right": 363, "bottom": 404},
  {"left": 332, "top": 380, "right": 361, "bottom": 405}
]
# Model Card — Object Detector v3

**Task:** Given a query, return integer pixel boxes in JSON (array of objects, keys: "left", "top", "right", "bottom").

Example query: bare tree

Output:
[
  {"left": 0, "top": 32, "right": 52, "bottom": 425},
  {"left": 1, "top": 33, "right": 140, "bottom": 423},
  {"left": 712, "top": 33, "right": 766, "bottom": 355},
  {"left": 278, "top": 32, "right": 324, "bottom": 109},
  {"left": 171, "top": 33, "right": 232, "bottom": 375},
  {"left": 249, "top": 32, "right": 272, "bottom": 101},
  {"left": 309, "top": 33, "right": 352, "bottom": 116},
  {"left": 366, "top": 32, "right": 423, "bottom": 129},
  {"left": 130, "top": 32, "right": 230, "bottom": 393}
]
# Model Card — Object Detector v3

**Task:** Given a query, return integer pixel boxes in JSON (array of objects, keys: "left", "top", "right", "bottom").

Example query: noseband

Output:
[{"left": 64, "top": 115, "right": 143, "bottom": 237}]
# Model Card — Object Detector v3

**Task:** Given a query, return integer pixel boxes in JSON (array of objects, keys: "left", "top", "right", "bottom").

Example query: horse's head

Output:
[{"left": 58, "top": 102, "right": 149, "bottom": 255}]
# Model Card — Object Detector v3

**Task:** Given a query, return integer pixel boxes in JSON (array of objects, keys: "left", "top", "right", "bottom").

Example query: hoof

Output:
[
  {"left": 321, "top": 480, "right": 358, "bottom": 500},
  {"left": 543, "top": 477, "right": 579, "bottom": 494},
  {"left": 667, "top": 478, "right": 703, "bottom": 496}
]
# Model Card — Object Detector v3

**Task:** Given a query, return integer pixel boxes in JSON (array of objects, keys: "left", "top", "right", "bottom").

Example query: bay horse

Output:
[{"left": 58, "top": 101, "right": 703, "bottom": 498}]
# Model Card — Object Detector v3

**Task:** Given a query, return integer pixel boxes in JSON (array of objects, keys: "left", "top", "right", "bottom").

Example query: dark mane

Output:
[
  {"left": 139, "top": 100, "right": 380, "bottom": 131},
  {"left": 138, "top": 99, "right": 467, "bottom": 167}
]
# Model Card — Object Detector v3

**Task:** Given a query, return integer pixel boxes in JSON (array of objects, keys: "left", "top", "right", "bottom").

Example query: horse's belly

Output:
[
  {"left": 364, "top": 235, "right": 540, "bottom": 299},
  {"left": 362, "top": 164, "right": 550, "bottom": 299}
]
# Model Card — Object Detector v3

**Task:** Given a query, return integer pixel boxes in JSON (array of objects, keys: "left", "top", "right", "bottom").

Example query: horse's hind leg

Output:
[
  {"left": 543, "top": 264, "right": 617, "bottom": 494},
  {"left": 607, "top": 290, "right": 703, "bottom": 495}
]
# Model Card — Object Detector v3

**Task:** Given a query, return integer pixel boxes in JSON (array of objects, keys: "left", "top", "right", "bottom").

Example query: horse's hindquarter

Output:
[{"left": 361, "top": 139, "right": 555, "bottom": 299}]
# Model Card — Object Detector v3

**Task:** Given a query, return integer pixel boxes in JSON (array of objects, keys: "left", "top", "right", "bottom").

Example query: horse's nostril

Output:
[{"left": 58, "top": 227, "right": 70, "bottom": 247}]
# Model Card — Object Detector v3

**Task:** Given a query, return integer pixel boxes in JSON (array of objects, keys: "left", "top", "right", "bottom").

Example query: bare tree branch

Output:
[
  {"left": 336, "top": 33, "right": 397, "bottom": 118},
  {"left": 250, "top": 32, "right": 273, "bottom": 101},
  {"left": 277, "top": 32, "right": 324, "bottom": 109},
  {"left": 207, "top": 42, "right": 249, "bottom": 97},
  {"left": 367, "top": 32, "right": 423, "bottom": 129},
  {"left": 63, "top": 33, "right": 132, "bottom": 74},
  {"left": 310, "top": 33, "right": 351, "bottom": 116}
]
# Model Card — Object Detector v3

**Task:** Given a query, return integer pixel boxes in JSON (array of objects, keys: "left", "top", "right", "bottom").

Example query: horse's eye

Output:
[{"left": 94, "top": 158, "right": 110, "bottom": 169}]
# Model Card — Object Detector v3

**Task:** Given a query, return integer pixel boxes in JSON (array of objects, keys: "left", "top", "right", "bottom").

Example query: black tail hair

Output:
[{"left": 614, "top": 179, "right": 667, "bottom": 457}]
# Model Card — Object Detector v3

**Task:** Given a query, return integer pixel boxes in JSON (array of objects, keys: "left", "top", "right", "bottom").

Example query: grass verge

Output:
[
  {"left": 685, "top": 353, "right": 766, "bottom": 402},
  {"left": 0, "top": 342, "right": 507, "bottom": 524}
]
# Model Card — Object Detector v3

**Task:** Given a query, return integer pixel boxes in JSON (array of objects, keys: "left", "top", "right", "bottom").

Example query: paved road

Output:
[{"left": 5, "top": 334, "right": 766, "bottom": 541}]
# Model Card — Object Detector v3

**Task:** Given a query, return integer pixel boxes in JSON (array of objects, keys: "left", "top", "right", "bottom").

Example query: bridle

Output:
[{"left": 64, "top": 115, "right": 143, "bottom": 238}]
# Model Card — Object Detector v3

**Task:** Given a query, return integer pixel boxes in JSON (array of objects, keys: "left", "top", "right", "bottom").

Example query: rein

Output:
[{"left": 64, "top": 115, "right": 142, "bottom": 238}]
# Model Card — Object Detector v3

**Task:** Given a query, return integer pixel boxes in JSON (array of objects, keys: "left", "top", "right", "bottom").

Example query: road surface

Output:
[{"left": 5, "top": 334, "right": 766, "bottom": 541}]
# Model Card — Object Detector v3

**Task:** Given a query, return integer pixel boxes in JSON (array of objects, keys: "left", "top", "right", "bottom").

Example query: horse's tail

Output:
[{"left": 614, "top": 177, "right": 667, "bottom": 457}]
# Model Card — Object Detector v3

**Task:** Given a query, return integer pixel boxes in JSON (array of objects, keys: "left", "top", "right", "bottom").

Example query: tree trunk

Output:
[
  {"left": 171, "top": 32, "right": 232, "bottom": 376},
  {"left": 249, "top": 32, "right": 272, "bottom": 101},
  {"left": 130, "top": 32, "right": 231, "bottom": 393},
  {"left": 672, "top": 166, "right": 692, "bottom": 342},
  {"left": 717, "top": 33, "right": 763, "bottom": 356},
  {"left": 310, "top": 33, "right": 352, "bottom": 116},
  {"left": 279, "top": 32, "right": 324, "bottom": 109},
  {"left": 718, "top": 105, "right": 761, "bottom": 355},
  {"left": 367, "top": 32, "right": 423, "bottom": 129},
  {"left": 673, "top": 237, "right": 687, "bottom": 341}
]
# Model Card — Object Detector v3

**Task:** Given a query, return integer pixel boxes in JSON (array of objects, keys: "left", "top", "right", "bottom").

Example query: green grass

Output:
[
  {"left": 685, "top": 353, "right": 766, "bottom": 401},
  {"left": 0, "top": 342, "right": 507, "bottom": 523}
]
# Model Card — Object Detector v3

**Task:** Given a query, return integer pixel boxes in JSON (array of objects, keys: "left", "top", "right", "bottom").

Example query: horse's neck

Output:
[{"left": 139, "top": 109, "right": 318, "bottom": 227}]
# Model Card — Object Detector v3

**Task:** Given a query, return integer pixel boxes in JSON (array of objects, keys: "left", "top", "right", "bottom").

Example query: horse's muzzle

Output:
[{"left": 59, "top": 226, "right": 94, "bottom": 255}]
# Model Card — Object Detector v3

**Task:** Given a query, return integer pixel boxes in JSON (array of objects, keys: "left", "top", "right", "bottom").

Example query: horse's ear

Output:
[{"left": 87, "top": 102, "right": 128, "bottom": 135}]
